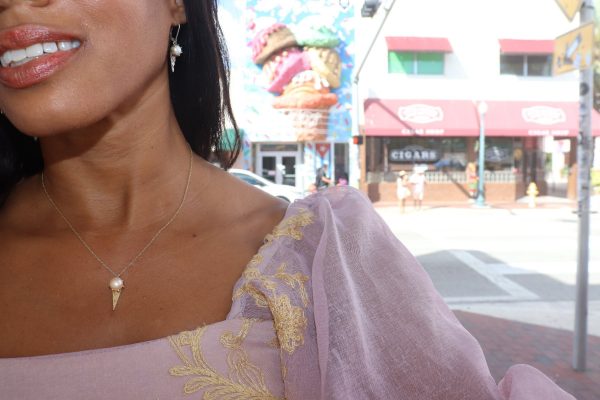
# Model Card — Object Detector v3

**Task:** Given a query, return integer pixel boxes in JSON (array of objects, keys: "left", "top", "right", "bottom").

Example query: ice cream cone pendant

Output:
[
  {"left": 170, "top": 44, "right": 182, "bottom": 72},
  {"left": 109, "top": 277, "right": 124, "bottom": 311}
]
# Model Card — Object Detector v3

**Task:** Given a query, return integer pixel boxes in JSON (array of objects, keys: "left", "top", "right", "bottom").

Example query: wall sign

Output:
[
  {"left": 397, "top": 104, "right": 444, "bottom": 124},
  {"left": 389, "top": 146, "right": 440, "bottom": 163},
  {"left": 521, "top": 106, "right": 567, "bottom": 125}
]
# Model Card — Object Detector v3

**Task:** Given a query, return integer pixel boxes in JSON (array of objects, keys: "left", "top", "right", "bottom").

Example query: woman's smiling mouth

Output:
[
  {"left": 1, "top": 40, "right": 80, "bottom": 68},
  {"left": 0, "top": 25, "right": 83, "bottom": 89}
]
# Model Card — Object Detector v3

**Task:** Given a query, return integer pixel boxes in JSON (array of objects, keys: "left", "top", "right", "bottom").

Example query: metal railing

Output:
[{"left": 366, "top": 170, "right": 520, "bottom": 184}]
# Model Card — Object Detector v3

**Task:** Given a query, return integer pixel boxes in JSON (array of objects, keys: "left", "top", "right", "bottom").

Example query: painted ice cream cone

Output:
[
  {"left": 273, "top": 70, "right": 338, "bottom": 142},
  {"left": 251, "top": 23, "right": 298, "bottom": 65},
  {"left": 306, "top": 46, "right": 342, "bottom": 88},
  {"left": 262, "top": 48, "right": 311, "bottom": 94}
]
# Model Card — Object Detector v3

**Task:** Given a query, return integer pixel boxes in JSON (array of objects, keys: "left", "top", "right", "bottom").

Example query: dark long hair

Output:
[{"left": 0, "top": 0, "right": 240, "bottom": 207}]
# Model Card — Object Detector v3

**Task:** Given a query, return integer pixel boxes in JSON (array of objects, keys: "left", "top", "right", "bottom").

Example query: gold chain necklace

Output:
[{"left": 41, "top": 147, "right": 193, "bottom": 311}]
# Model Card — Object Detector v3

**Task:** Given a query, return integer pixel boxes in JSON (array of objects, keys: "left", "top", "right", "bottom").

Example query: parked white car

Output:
[{"left": 229, "top": 169, "right": 305, "bottom": 203}]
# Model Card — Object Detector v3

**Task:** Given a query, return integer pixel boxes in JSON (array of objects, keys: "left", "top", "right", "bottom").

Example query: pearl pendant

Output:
[
  {"left": 170, "top": 44, "right": 182, "bottom": 73},
  {"left": 109, "top": 277, "right": 124, "bottom": 290},
  {"left": 170, "top": 44, "right": 182, "bottom": 57},
  {"left": 109, "top": 277, "right": 124, "bottom": 311}
]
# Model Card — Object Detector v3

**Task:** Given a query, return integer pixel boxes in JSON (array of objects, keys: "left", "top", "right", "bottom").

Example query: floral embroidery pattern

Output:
[
  {"left": 169, "top": 319, "right": 282, "bottom": 399},
  {"left": 234, "top": 264, "right": 309, "bottom": 355},
  {"left": 232, "top": 209, "right": 313, "bottom": 356},
  {"left": 263, "top": 209, "right": 314, "bottom": 244}
]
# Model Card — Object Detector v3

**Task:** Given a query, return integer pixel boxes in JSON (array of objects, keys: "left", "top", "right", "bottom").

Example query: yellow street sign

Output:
[
  {"left": 555, "top": 0, "right": 583, "bottom": 21},
  {"left": 553, "top": 22, "right": 595, "bottom": 75}
]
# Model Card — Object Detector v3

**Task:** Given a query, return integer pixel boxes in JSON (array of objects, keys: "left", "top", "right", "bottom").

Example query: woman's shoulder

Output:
[
  {"left": 245, "top": 186, "right": 381, "bottom": 261},
  {"left": 291, "top": 186, "right": 375, "bottom": 221},
  {"left": 229, "top": 186, "right": 385, "bottom": 315},
  {"left": 230, "top": 185, "right": 386, "bottom": 274}
]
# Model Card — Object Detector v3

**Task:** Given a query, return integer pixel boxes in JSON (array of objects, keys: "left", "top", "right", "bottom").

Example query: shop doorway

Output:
[
  {"left": 256, "top": 144, "right": 300, "bottom": 186},
  {"left": 543, "top": 137, "right": 572, "bottom": 198}
]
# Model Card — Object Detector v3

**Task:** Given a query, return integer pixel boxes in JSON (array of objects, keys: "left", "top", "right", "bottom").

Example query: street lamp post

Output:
[{"left": 476, "top": 101, "right": 488, "bottom": 206}]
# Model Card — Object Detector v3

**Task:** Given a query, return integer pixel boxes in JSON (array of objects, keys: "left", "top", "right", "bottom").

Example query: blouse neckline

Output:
[{"left": 2, "top": 197, "right": 306, "bottom": 361}]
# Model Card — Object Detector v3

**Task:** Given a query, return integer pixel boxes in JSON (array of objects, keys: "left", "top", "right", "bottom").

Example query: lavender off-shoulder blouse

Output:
[{"left": 0, "top": 187, "right": 574, "bottom": 399}]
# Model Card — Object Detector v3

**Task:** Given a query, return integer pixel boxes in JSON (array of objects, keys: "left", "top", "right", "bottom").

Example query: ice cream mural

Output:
[
  {"left": 218, "top": 0, "right": 252, "bottom": 168},
  {"left": 244, "top": 1, "right": 355, "bottom": 143}
]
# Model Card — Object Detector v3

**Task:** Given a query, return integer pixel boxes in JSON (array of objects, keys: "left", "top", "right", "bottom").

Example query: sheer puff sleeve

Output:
[{"left": 277, "top": 187, "right": 574, "bottom": 400}]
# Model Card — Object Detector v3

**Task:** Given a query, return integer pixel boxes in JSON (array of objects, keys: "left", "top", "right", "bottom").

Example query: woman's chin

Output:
[{"left": 6, "top": 112, "right": 99, "bottom": 138}]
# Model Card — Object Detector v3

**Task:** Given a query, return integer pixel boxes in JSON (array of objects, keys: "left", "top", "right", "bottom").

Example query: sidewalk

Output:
[
  {"left": 373, "top": 196, "right": 579, "bottom": 210},
  {"left": 373, "top": 195, "right": 600, "bottom": 210},
  {"left": 454, "top": 311, "right": 600, "bottom": 399},
  {"left": 377, "top": 194, "right": 600, "bottom": 398}
]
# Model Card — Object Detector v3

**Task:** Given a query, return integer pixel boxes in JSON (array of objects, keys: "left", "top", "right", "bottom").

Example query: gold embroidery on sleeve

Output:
[
  {"left": 274, "top": 264, "right": 310, "bottom": 308},
  {"left": 263, "top": 210, "right": 314, "bottom": 244},
  {"left": 233, "top": 263, "right": 308, "bottom": 355},
  {"left": 169, "top": 319, "right": 282, "bottom": 399},
  {"left": 267, "top": 336, "right": 280, "bottom": 349},
  {"left": 231, "top": 209, "right": 314, "bottom": 356},
  {"left": 269, "top": 289, "right": 307, "bottom": 354}
]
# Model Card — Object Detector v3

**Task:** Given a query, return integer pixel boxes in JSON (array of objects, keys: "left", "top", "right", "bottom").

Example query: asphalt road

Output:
[{"left": 375, "top": 198, "right": 600, "bottom": 335}]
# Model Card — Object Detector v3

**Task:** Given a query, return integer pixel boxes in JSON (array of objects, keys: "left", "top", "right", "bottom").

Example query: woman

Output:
[
  {"left": 396, "top": 170, "right": 410, "bottom": 213},
  {"left": 410, "top": 167, "right": 427, "bottom": 210},
  {"left": 0, "top": 1, "right": 573, "bottom": 399}
]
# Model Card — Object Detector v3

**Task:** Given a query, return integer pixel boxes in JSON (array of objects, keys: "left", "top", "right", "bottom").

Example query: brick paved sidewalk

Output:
[{"left": 454, "top": 311, "right": 600, "bottom": 399}]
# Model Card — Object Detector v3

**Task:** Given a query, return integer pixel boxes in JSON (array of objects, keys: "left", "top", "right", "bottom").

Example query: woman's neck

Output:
[{"left": 38, "top": 80, "right": 196, "bottom": 232}]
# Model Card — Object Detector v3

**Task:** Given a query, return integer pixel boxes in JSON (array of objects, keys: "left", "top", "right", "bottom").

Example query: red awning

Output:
[
  {"left": 498, "top": 39, "right": 554, "bottom": 54},
  {"left": 364, "top": 99, "right": 600, "bottom": 137},
  {"left": 385, "top": 37, "right": 452, "bottom": 53},
  {"left": 485, "top": 101, "right": 600, "bottom": 137},
  {"left": 364, "top": 99, "right": 477, "bottom": 136}
]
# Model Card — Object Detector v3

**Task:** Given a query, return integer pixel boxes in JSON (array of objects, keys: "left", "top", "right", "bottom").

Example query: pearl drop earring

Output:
[{"left": 169, "top": 24, "right": 183, "bottom": 73}]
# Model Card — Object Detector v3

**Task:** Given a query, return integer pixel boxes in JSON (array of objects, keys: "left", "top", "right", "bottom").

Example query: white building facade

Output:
[{"left": 355, "top": 0, "right": 598, "bottom": 202}]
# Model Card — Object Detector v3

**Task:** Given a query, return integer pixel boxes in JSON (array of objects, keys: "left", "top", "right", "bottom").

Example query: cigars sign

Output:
[{"left": 389, "top": 146, "right": 440, "bottom": 163}]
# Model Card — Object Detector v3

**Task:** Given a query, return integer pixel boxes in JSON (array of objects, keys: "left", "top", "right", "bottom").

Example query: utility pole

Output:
[
  {"left": 476, "top": 102, "right": 488, "bottom": 207},
  {"left": 352, "top": 0, "right": 397, "bottom": 186},
  {"left": 574, "top": 0, "right": 595, "bottom": 372}
]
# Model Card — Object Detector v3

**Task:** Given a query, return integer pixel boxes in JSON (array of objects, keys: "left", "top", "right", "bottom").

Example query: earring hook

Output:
[{"left": 170, "top": 24, "right": 181, "bottom": 44}]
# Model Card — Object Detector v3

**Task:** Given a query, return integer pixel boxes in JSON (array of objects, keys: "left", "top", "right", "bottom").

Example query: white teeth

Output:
[
  {"left": 11, "top": 49, "right": 26, "bottom": 63},
  {"left": 12, "top": 58, "right": 33, "bottom": 67},
  {"left": 57, "top": 41, "right": 72, "bottom": 51},
  {"left": 0, "top": 53, "right": 10, "bottom": 67},
  {"left": 1, "top": 40, "right": 81, "bottom": 68},
  {"left": 42, "top": 42, "right": 58, "bottom": 53},
  {"left": 25, "top": 43, "right": 44, "bottom": 58}
]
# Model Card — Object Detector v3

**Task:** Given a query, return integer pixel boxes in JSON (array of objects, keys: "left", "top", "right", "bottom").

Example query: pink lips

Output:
[{"left": 0, "top": 25, "right": 81, "bottom": 89}]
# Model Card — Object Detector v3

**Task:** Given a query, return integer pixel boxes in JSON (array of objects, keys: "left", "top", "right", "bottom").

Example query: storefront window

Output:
[
  {"left": 512, "top": 138, "right": 524, "bottom": 173},
  {"left": 388, "top": 51, "right": 414, "bottom": 74},
  {"left": 386, "top": 137, "right": 467, "bottom": 170},
  {"left": 500, "top": 54, "right": 552, "bottom": 77},
  {"left": 417, "top": 53, "right": 445, "bottom": 75},
  {"left": 500, "top": 55, "right": 524, "bottom": 75},
  {"left": 388, "top": 51, "right": 444, "bottom": 75},
  {"left": 334, "top": 143, "right": 349, "bottom": 184},
  {"left": 527, "top": 55, "right": 552, "bottom": 76},
  {"left": 366, "top": 137, "right": 524, "bottom": 183},
  {"left": 484, "top": 138, "right": 515, "bottom": 171}
]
